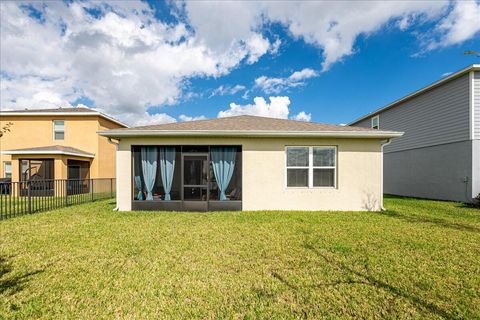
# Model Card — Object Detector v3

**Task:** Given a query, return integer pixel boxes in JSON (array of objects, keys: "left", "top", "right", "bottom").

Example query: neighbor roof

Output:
[
  {"left": 0, "top": 107, "right": 128, "bottom": 128},
  {"left": 98, "top": 115, "right": 402, "bottom": 139},
  {"left": 0, "top": 145, "right": 95, "bottom": 158},
  {"left": 349, "top": 64, "right": 480, "bottom": 125}
]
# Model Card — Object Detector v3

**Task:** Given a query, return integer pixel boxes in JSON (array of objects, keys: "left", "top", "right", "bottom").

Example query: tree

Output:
[
  {"left": 0, "top": 122, "right": 13, "bottom": 138},
  {"left": 464, "top": 50, "right": 480, "bottom": 57}
]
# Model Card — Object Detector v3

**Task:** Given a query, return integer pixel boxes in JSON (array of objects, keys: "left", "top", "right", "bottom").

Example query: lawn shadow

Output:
[
  {"left": 0, "top": 255, "right": 44, "bottom": 296},
  {"left": 294, "top": 242, "right": 455, "bottom": 319},
  {"left": 271, "top": 271, "right": 368, "bottom": 290},
  {"left": 455, "top": 203, "right": 480, "bottom": 210},
  {"left": 380, "top": 210, "right": 480, "bottom": 234}
]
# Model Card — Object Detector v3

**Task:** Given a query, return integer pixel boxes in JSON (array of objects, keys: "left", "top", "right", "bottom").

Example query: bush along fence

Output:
[{"left": 0, "top": 178, "right": 115, "bottom": 220}]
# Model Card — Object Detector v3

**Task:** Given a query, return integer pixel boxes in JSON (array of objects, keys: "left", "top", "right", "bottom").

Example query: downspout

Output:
[
  {"left": 107, "top": 138, "right": 120, "bottom": 211},
  {"left": 380, "top": 138, "right": 392, "bottom": 211}
]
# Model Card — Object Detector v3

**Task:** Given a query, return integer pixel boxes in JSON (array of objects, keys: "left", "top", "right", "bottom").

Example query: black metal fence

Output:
[{"left": 0, "top": 178, "right": 115, "bottom": 220}]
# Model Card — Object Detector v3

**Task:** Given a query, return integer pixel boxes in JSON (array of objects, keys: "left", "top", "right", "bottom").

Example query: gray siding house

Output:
[{"left": 350, "top": 64, "right": 480, "bottom": 203}]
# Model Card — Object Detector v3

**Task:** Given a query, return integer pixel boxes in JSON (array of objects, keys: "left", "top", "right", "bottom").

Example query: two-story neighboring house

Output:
[
  {"left": 350, "top": 64, "right": 479, "bottom": 203},
  {"left": 0, "top": 107, "right": 127, "bottom": 182}
]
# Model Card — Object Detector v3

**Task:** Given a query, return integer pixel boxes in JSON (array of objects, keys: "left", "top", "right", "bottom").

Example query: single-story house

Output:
[{"left": 98, "top": 115, "right": 402, "bottom": 211}]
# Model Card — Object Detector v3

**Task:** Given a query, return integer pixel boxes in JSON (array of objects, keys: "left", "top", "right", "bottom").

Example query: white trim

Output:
[
  {"left": 0, "top": 111, "right": 128, "bottom": 128},
  {"left": 470, "top": 71, "right": 475, "bottom": 140},
  {"left": 349, "top": 64, "right": 480, "bottom": 125},
  {"left": 107, "top": 138, "right": 120, "bottom": 211},
  {"left": 380, "top": 138, "right": 392, "bottom": 210},
  {"left": 0, "top": 150, "right": 95, "bottom": 158},
  {"left": 371, "top": 115, "right": 379, "bottom": 129},
  {"left": 285, "top": 146, "right": 337, "bottom": 189},
  {"left": 98, "top": 130, "right": 403, "bottom": 139}
]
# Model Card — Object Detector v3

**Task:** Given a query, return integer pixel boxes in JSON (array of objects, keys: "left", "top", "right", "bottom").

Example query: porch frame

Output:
[{"left": 131, "top": 145, "right": 242, "bottom": 212}]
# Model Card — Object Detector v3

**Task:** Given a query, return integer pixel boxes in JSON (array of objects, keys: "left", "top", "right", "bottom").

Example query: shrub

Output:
[{"left": 474, "top": 193, "right": 480, "bottom": 208}]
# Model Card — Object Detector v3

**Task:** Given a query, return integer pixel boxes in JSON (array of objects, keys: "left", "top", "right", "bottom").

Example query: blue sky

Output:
[{"left": 1, "top": 1, "right": 479, "bottom": 126}]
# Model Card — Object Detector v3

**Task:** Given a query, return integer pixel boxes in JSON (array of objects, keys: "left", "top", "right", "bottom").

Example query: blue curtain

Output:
[
  {"left": 141, "top": 146, "right": 158, "bottom": 200},
  {"left": 210, "top": 147, "right": 236, "bottom": 201},
  {"left": 159, "top": 147, "right": 176, "bottom": 201},
  {"left": 134, "top": 176, "right": 143, "bottom": 200}
]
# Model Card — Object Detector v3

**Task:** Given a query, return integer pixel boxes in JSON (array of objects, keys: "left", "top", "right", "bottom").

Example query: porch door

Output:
[
  {"left": 182, "top": 154, "right": 208, "bottom": 211},
  {"left": 67, "top": 165, "right": 81, "bottom": 195}
]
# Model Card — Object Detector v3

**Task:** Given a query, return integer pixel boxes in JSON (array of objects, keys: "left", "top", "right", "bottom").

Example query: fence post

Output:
[
  {"left": 28, "top": 181, "right": 32, "bottom": 214},
  {"left": 110, "top": 178, "right": 113, "bottom": 198},
  {"left": 91, "top": 179, "right": 94, "bottom": 202},
  {"left": 64, "top": 180, "right": 68, "bottom": 207}
]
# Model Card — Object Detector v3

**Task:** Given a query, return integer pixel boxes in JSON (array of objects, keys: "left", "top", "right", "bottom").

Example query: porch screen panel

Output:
[
  {"left": 159, "top": 147, "right": 176, "bottom": 201},
  {"left": 132, "top": 146, "right": 181, "bottom": 201},
  {"left": 209, "top": 147, "right": 242, "bottom": 201},
  {"left": 20, "top": 159, "right": 54, "bottom": 181},
  {"left": 141, "top": 146, "right": 158, "bottom": 200}
]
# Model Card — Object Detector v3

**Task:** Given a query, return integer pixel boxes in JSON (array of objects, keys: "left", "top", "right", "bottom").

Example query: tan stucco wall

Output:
[
  {"left": 0, "top": 115, "right": 123, "bottom": 180},
  {"left": 116, "top": 137, "right": 383, "bottom": 211},
  {"left": 96, "top": 117, "right": 122, "bottom": 178}
]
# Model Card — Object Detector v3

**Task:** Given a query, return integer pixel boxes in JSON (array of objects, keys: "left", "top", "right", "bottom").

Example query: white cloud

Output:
[
  {"left": 1, "top": 0, "right": 478, "bottom": 128},
  {"left": 289, "top": 68, "right": 318, "bottom": 81},
  {"left": 125, "top": 112, "right": 177, "bottom": 127},
  {"left": 441, "top": 71, "right": 453, "bottom": 77},
  {"left": 210, "top": 84, "right": 246, "bottom": 97},
  {"left": 183, "top": 1, "right": 450, "bottom": 70},
  {"left": 254, "top": 68, "right": 318, "bottom": 94},
  {"left": 218, "top": 96, "right": 291, "bottom": 119},
  {"left": 217, "top": 96, "right": 311, "bottom": 121},
  {"left": 241, "top": 90, "right": 250, "bottom": 100},
  {"left": 245, "top": 33, "right": 271, "bottom": 64},
  {"left": 293, "top": 111, "right": 312, "bottom": 122},
  {"left": 269, "top": 38, "right": 282, "bottom": 55},
  {"left": 426, "top": 1, "right": 480, "bottom": 50},
  {"left": 178, "top": 114, "right": 207, "bottom": 122},
  {"left": 0, "top": 1, "right": 272, "bottom": 125}
]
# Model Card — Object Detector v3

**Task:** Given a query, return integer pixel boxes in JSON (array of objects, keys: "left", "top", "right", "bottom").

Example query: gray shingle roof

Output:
[
  {"left": 113, "top": 115, "right": 377, "bottom": 132},
  {"left": 1, "top": 107, "right": 94, "bottom": 113},
  {"left": 99, "top": 115, "right": 403, "bottom": 139},
  {"left": 0, "top": 107, "right": 128, "bottom": 127},
  {"left": 1, "top": 145, "right": 95, "bottom": 158}
]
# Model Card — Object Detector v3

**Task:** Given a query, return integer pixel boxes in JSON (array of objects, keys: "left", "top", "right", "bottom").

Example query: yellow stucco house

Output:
[
  {"left": 99, "top": 115, "right": 402, "bottom": 212},
  {"left": 0, "top": 107, "right": 127, "bottom": 182}
]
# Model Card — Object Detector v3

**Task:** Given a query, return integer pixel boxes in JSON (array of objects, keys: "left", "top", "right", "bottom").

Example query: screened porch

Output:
[{"left": 132, "top": 145, "right": 242, "bottom": 211}]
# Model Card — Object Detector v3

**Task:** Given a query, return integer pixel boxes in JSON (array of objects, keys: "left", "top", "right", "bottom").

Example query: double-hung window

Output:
[
  {"left": 371, "top": 115, "right": 379, "bottom": 129},
  {"left": 286, "top": 146, "right": 336, "bottom": 188},
  {"left": 53, "top": 120, "right": 65, "bottom": 140},
  {"left": 3, "top": 161, "right": 12, "bottom": 179}
]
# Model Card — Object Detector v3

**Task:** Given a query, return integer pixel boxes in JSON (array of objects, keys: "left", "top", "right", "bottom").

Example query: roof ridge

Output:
[
  {"left": 130, "top": 114, "right": 348, "bottom": 130},
  {"left": 0, "top": 106, "right": 95, "bottom": 112}
]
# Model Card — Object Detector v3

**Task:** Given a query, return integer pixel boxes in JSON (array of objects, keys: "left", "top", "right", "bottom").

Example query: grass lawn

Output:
[{"left": 1, "top": 197, "right": 479, "bottom": 319}]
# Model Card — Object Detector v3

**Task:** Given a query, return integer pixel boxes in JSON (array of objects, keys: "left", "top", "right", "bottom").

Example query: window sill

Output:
[{"left": 285, "top": 187, "right": 337, "bottom": 190}]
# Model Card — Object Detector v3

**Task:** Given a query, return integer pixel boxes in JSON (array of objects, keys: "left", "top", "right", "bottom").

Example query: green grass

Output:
[
  {"left": 0, "top": 192, "right": 115, "bottom": 219},
  {"left": 1, "top": 196, "right": 479, "bottom": 319}
]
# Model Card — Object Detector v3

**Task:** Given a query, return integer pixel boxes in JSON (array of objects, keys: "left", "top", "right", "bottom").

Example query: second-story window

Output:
[
  {"left": 53, "top": 120, "right": 65, "bottom": 140},
  {"left": 371, "top": 115, "right": 379, "bottom": 129}
]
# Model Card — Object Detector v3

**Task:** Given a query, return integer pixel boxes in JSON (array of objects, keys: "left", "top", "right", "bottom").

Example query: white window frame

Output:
[
  {"left": 371, "top": 115, "right": 379, "bottom": 129},
  {"left": 53, "top": 120, "right": 65, "bottom": 140},
  {"left": 285, "top": 146, "right": 337, "bottom": 189},
  {"left": 3, "top": 161, "right": 12, "bottom": 178}
]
